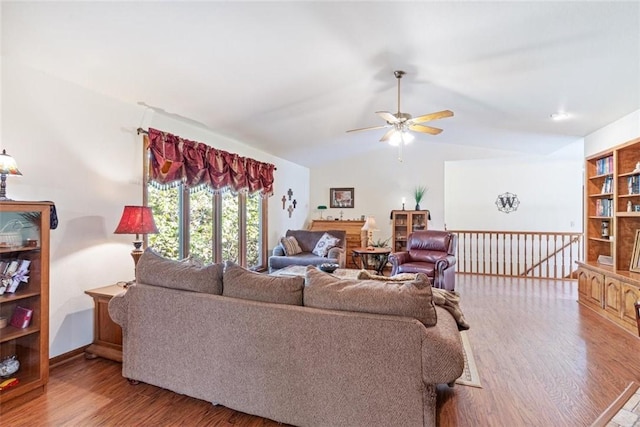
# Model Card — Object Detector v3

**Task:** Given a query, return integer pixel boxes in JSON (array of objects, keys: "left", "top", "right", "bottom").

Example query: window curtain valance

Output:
[{"left": 147, "top": 128, "right": 275, "bottom": 197}]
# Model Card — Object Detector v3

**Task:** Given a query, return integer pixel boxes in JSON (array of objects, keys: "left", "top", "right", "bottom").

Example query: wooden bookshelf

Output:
[
  {"left": 0, "top": 202, "right": 51, "bottom": 412},
  {"left": 579, "top": 137, "right": 640, "bottom": 336}
]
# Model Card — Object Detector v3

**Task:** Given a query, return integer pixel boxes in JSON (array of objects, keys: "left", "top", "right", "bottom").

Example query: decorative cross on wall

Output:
[{"left": 282, "top": 189, "right": 297, "bottom": 218}]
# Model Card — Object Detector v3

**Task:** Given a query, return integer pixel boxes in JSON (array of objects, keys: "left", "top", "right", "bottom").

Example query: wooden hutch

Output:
[{"left": 390, "top": 210, "right": 430, "bottom": 253}]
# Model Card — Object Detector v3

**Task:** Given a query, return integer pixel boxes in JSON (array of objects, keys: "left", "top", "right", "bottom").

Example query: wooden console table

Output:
[{"left": 84, "top": 284, "right": 125, "bottom": 362}]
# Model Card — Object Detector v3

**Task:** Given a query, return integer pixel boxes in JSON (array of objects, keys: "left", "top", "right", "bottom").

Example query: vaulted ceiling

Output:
[{"left": 3, "top": 1, "right": 639, "bottom": 166}]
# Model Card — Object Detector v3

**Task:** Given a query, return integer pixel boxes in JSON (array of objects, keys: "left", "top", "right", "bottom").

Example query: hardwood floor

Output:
[{"left": 2, "top": 274, "right": 639, "bottom": 426}]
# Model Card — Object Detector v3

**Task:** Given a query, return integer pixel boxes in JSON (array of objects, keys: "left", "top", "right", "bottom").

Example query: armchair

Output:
[
  {"left": 389, "top": 230, "right": 457, "bottom": 291},
  {"left": 268, "top": 229, "right": 347, "bottom": 273}
]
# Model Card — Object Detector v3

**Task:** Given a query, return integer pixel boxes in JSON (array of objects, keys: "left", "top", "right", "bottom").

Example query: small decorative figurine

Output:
[{"left": 0, "top": 355, "right": 19, "bottom": 377}]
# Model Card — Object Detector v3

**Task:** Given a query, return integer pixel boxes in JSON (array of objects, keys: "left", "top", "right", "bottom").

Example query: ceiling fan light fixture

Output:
[
  {"left": 551, "top": 111, "right": 570, "bottom": 121},
  {"left": 388, "top": 132, "right": 402, "bottom": 146},
  {"left": 402, "top": 131, "right": 415, "bottom": 144}
]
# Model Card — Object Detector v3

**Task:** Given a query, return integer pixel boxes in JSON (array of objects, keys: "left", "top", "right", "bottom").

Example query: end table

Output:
[
  {"left": 351, "top": 247, "right": 391, "bottom": 275},
  {"left": 84, "top": 284, "right": 126, "bottom": 362}
]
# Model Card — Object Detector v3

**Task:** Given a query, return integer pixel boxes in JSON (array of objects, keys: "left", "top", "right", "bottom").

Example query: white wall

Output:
[
  {"left": 1, "top": 60, "right": 308, "bottom": 357},
  {"left": 584, "top": 109, "right": 640, "bottom": 156},
  {"left": 309, "top": 140, "right": 551, "bottom": 245},
  {"left": 444, "top": 143, "right": 584, "bottom": 232}
]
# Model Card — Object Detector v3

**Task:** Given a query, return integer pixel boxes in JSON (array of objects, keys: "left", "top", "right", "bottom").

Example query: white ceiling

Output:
[{"left": 2, "top": 1, "right": 639, "bottom": 167}]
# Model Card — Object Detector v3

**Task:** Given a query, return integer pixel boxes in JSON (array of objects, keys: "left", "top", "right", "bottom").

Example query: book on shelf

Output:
[
  {"left": 595, "top": 198, "right": 613, "bottom": 217},
  {"left": 10, "top": 306, "right": 33, "bottom": 329},
  {"left": 628, "top": 175, "right": 640, "bottom": 195},
  {"left": 595, "top": 156, "right": 613, "bottom": 175}
]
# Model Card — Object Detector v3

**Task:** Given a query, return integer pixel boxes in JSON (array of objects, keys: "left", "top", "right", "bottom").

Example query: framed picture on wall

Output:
[{"left": 330, "top": 187, "right": 354, "bottom": 208}]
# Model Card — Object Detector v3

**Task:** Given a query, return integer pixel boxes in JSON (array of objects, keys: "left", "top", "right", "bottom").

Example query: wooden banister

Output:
[{"left": 450, "top": 230, "right": 583, "bottom": 279}]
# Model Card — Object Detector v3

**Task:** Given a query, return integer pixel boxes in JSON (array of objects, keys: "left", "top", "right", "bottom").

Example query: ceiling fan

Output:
[{"left": 347, "top": 70, "right": 454, "bottom": 145}]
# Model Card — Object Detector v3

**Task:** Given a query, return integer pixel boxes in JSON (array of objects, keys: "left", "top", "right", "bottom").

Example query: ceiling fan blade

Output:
[
  {"left": 408, "top": 124, "right": 443, "bottom": 135},
  {"left": 380, "top": 128, "right": 397, "bottom": 142},
  {"left": 376, "top": 111, "right": 400, "bottom": 123},
  {"left": 408, "top": 110, "right": 454, "bottom": 125},
  {"left": 346, "top": 124, "right": 390, "bottom": 133}
]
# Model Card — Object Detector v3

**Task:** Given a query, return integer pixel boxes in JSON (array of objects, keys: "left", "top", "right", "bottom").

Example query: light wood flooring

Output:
[{"left": 3, "top": 274, "right": 640, "bottom": 426}]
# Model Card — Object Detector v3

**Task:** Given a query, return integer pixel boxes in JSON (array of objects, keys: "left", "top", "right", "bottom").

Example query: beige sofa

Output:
[{"left": 109, "top": 249, "right": 464, "bottom": 427}]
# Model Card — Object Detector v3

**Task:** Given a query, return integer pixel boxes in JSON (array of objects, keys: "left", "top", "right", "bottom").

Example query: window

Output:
[
  {"left": 148, "top": 184, "right": 268, "bottom": 269},
  {"left": 143, "top": 128, "right": 274, "bottom": 270}
]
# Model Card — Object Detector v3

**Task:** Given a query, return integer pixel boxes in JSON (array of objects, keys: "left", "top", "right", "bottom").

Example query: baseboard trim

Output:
[{"left": 49, "top": 345, "right": 89, "bottom": 369}]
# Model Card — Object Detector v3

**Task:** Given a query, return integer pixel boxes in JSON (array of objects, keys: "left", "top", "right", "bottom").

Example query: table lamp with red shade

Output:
[{"left": 114, "top": 205, "right": 159, "bottom": 269}]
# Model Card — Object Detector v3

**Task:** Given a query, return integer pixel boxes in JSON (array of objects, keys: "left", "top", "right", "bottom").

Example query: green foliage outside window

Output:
[
  {"left": 148, "top": 186, "right": 180, "bottom": 259},
  {"left": 147, "top": 183, "right": 263, "bottom": 268}
]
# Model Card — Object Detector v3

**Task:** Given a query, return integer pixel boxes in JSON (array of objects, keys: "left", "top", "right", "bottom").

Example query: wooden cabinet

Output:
[
  {"left": 0, "top": 202, "right": 51, "bottom": 412},
  {"left": 577, "top": 265, "right": 604, "bottom": 310},
  {"left": 309, "top": 220, "right": 365, "bottom": 269},
  {"left": 391, "top": 210, "right": 429, "bottom": 252},
  {"left": 577, "top": 262, "right": 640, "bottom": 336}
]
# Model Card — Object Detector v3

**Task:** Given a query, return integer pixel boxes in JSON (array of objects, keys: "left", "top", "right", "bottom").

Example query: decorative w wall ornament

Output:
[{"left": 495, "top": 192, "right": 520, "bottom": 213}]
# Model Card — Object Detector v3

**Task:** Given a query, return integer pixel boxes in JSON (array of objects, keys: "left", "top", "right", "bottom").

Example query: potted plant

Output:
[{"left": 414, "top": 186, "right": 427, "bottom": 210}]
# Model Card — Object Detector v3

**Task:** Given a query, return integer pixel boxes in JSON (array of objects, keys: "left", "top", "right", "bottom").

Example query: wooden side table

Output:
[{"left": 84, "top": 284, "right": 125, "bottom": 362}]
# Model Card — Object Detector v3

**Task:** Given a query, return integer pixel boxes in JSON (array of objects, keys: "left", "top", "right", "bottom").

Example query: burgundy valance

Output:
[{"left": 147, "top": 128, "right": 275, "bottom": 197}]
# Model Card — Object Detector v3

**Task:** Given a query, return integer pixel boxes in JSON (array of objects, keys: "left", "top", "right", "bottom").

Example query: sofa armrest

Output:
[
  {"left": 272, "top": 244, "right": 285, "bottom": 257},
  {"left": 108, "top": 288, "right": 129, "bottom": 327},
  {"left": 420, "top": 307, "right": 465, "bottom": 385},
  {"left": 327, "top": 247, "right": 346, "bottom": 268}
]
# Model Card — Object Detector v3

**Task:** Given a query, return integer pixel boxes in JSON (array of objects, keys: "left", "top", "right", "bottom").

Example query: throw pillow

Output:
[
  {"left": 280, "top": 235, "right": 302, "bottom": 256},
  {"left": 304, "top": 266, "right": 437, "bottom": 326},
  {"left": 136, "top": 248, "right": 224, "bottom": 295},
  {"left": 223, "top": 261, "right": 304, "bottom": 306},
  {"left": 312, "top": 232, "right": 340, "bottom": 257}
]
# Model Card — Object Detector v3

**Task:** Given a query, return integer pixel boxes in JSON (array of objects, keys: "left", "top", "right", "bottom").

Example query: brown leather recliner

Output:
[{"left": 389, "top": 230, "right": 457, "bottom": 291}]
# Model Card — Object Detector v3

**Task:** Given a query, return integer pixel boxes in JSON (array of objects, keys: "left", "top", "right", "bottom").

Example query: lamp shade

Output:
[
  {"left": 361, "top": 216, "right": 378, "bottom": 231},
  {"left": 0, "top": 150, "right": 22, "bottom": 175},
  {"left": 114, "top": 206, "right": 158, "bottom": 235}
]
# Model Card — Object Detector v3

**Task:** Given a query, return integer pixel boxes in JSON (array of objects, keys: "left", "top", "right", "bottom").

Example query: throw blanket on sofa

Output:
[{"left": 357, "top": 270, "right": 470, "bottom": 330}]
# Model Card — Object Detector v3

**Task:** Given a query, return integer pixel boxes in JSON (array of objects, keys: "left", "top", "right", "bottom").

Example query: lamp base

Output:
[{"left": 0, "top": 175, "right": 11, "bottom": 201}]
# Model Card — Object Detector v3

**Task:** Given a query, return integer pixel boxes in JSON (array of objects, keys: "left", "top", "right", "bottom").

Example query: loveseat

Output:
[
  {"left": 109, "top": 249, "right": 464, "bottom": 427},
  {"left": 268, "top": 229, "right": 346, "bottom": 272}
]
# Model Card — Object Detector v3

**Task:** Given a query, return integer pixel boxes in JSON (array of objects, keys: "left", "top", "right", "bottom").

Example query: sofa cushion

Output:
[
  {"left": 280, "top": 235, "right": 302, "bottom": 256},
  {"left": 312, "top": 232, "right": 340, "bottom": 257},
  {"left": 136, "top": 248, "right": 223, "bottom": 294},
  {"left": 304, "top": 266, "right": 437, "bottom": 326},
  {"left": 223, "top": 262, "right": 304, "bottom": 305}
]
